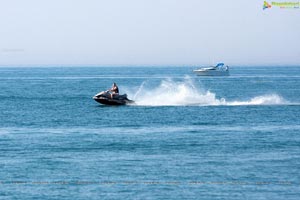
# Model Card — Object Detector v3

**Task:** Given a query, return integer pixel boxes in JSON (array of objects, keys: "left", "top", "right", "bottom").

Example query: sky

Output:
[{"left": 0, "top": 0, "right": 299, "bottom": 66}]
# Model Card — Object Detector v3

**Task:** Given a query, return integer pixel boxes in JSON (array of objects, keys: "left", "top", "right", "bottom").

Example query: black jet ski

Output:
[{"left": 93, "top": 91, "right": 134, "bottom": 105}]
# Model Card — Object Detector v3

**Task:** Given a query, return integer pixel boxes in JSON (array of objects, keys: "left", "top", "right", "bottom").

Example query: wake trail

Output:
[{"left": 126, "top": 77, "right": 290, "bottom": 106}]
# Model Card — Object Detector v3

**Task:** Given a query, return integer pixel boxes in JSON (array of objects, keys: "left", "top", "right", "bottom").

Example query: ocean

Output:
[{"left": 0, "top": 66, "right": 299, "bottom": 199}]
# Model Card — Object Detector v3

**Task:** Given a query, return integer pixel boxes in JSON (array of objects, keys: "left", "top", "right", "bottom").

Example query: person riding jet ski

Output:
[
  {"left": 93, "top": 83, "right": 134, "bottom": 105},
  {"left": 109, "top": 82, "right": 119, "bottom": 99}
]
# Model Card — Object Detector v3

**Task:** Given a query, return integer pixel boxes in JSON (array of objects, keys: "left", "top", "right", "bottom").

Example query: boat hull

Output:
[
  {"left": 93, "top": 96, "right": 134, "bottom": 106},
  {"left": 193, "top": 70, "right": 229, "bottom": 76}
]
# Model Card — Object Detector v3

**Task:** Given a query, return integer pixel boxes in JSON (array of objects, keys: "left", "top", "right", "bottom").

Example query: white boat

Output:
[{"left": 193, "top": 63, "right": 229, "bottom": 76}]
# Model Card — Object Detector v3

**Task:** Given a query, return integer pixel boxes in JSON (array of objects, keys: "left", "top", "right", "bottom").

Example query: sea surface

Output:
[{"left": 0, "top": 66, "right": 299, "bottom": 199}]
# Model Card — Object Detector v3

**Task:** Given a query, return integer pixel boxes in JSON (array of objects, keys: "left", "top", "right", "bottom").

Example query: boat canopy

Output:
[{"left": 216, "top": 63, "right": 224, "bottom": 68}]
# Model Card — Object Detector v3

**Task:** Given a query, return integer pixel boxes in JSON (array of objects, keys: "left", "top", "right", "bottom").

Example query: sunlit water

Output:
[{"left": 0, "top": 66, "right": 299, "bottom": 199}]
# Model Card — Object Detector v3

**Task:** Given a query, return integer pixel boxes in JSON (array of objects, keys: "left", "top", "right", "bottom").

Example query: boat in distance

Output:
[
  {"left": 93, "top": 91, "right": 134, "bottom": 106},
  {"left": 193, "top": 63, "right": 229, "bottom": 76}
]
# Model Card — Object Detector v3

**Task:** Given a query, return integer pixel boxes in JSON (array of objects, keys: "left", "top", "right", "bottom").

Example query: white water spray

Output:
[
  {"left": 227, "top": 94, "right": 287, "bottom": 106},
  {"left": 133, "top": 81, "right": 147, "bottom": 100},
  {"left": 130, "top": 78, "right": 288, "bottom": 106}
]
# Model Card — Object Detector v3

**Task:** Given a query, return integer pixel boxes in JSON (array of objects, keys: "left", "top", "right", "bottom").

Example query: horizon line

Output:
[{"left": 0, "top": 64, "right": 299, "bottom": 68}]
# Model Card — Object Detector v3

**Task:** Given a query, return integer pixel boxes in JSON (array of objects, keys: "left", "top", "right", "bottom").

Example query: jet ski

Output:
[{"left": 93, "top": 91, "right": 134, "bottom": 105}]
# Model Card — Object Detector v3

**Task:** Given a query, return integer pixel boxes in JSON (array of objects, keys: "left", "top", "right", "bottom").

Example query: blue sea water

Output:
[{"left": 0, "top": 66, "right": 299, "bottom": 199}]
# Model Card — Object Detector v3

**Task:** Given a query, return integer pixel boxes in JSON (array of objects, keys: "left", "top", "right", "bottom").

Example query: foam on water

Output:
[
  {"left": 227, "top": 94, "right": 286, "bottom": 106},
  {"left": 131, "top": 78, "right": 288, "bottom": 106}
]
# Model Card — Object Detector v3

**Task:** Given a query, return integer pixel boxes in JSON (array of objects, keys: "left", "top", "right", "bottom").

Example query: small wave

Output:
[
  {"left": 129, "top": 78, "right": 289, "bottom": 106},
  {"left": 2, "top": 125, "right": 299, "bottom": 135}
]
